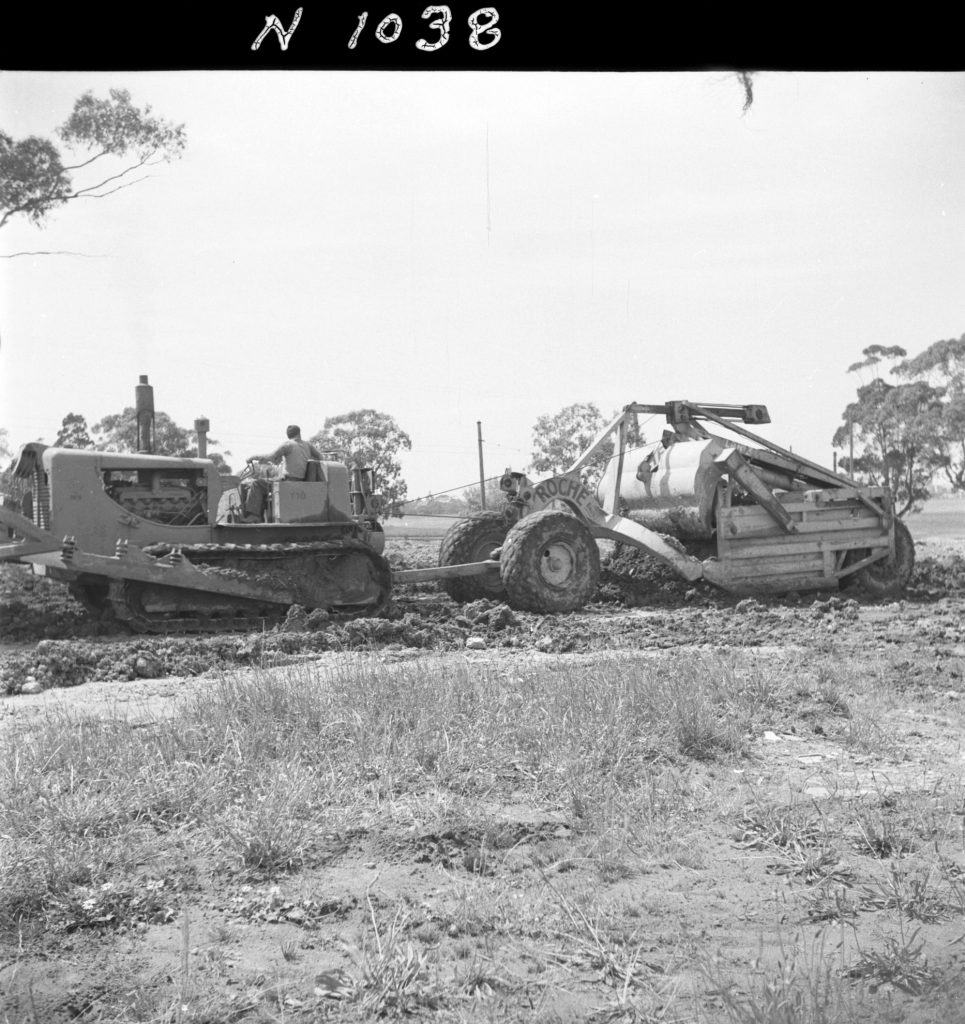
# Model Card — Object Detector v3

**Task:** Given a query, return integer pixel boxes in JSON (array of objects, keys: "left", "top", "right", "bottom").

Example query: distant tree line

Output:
[{"left": 834, "top": 335, "right": 965, "bottom": 516}]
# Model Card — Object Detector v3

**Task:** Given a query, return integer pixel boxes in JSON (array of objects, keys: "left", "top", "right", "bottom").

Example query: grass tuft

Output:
[
  {"left": 846, "top": 928, "right": 937, "bottom": 995},
  {"left": 344, "top": 899, "right": 445, "bottom": 1015},
  {"left": 703, "top": 932, "right": 855, "bottom": 1024}
]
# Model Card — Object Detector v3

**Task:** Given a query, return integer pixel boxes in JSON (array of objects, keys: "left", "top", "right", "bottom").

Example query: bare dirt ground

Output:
[
  {"left": 2, "top": 524, "right": 965, "bottom": 1022},
  {"left": 3, "top": 529, "right": 965, "bottom": 700}
]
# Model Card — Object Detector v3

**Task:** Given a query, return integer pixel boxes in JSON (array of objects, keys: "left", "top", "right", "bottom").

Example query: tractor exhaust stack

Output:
[{"left": 135, "top": 375, "right": 155, "bottom": 454}]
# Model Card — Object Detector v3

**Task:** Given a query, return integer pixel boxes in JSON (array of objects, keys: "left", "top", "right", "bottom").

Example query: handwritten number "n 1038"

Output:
[{"left": 348, "top": 7, "right": 501, "bottom": 51}]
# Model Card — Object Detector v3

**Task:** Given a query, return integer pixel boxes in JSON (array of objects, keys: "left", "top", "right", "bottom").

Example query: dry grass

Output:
[{"left": 1, "top": 647, "right": 964, "bottom": 1022}]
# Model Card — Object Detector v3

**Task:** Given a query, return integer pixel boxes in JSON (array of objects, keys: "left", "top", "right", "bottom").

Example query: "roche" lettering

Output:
[{"left": 533, "top": 476, "right": 592, "bottom": 508}]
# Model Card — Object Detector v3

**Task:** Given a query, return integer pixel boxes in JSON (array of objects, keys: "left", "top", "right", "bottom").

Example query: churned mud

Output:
[{"left": 2, "top": 537, "right": 965, "bottom": 696}]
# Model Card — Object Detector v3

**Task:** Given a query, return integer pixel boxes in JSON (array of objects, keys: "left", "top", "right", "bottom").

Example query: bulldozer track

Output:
[{"left": 109, "top": 540, "right": 392, "bottom": 635}]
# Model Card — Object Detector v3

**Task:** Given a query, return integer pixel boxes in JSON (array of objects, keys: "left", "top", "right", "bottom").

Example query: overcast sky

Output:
[{"left": 1, "top": 71, "right": 963, "bottom": 500}]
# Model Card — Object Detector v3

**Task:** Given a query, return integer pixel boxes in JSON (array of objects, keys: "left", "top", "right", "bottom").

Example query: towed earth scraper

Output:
[{"left": 432, "top": 401, "right": 914, "bottom": 612}]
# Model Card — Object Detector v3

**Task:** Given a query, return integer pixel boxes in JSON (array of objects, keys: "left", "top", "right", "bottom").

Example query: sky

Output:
[{"left": 1, "top": 70, "right": 964, "bottom": 503}]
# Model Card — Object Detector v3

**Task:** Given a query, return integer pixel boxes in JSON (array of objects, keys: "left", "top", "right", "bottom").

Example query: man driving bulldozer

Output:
[{"left": 240, "top": 425, "right": 323, "bottom": 522}]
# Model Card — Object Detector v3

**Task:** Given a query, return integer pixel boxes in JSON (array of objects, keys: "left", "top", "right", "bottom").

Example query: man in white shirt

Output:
[{"left": 241, "top": 425, "right": 322, "bottom": 522}]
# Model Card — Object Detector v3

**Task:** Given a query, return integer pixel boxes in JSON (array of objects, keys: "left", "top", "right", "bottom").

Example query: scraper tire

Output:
[
  {"left": 499, "top": 509, "right": 599, "bottom": 613},
  {"left": 438, "top": 510, "right": 508, "bottom": 603},
  {"left": 851, "top": 518, "right": 915, "bottom": 599}
]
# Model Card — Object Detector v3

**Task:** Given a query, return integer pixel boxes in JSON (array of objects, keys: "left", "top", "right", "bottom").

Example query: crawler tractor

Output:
[
  {"left": 0, "top": 377, "right": 390, "bottom": 632},
  {"left": 432, "top": 401, "right": 915, "bottom": 611}
]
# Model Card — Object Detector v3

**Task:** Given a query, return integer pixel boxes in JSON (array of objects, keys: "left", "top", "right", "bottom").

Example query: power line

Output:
[{"left": 391, "top": 474, "right": 505, "bottom": 510}]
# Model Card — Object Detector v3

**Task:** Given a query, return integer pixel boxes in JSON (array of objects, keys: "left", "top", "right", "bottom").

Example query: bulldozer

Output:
[
  {"left": 0, "top": 377, "right": 390, "bottom": 633},
  {"left": 433, "top": 401, "right": 915, "bottom": 611}
]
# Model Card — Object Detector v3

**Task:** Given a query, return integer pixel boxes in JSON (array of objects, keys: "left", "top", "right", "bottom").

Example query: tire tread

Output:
[
  {"left": 499, "top": 509, "right": 600, "bottom": 613},
  {"left": 438, "top": 510, "right": 508, "bottom": 603}
]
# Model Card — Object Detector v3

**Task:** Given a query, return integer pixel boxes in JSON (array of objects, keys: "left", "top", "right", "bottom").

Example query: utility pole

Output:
[{"left": 477, "top": 421, "right": 486, "bottom": 509}]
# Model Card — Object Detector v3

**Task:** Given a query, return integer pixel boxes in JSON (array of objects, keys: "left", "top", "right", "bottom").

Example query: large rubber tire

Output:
[
  {"left": 499, "top": 509, "right": 600, "bottom": 613},
  {"left": 438, "top": 511, "right": 509, "bottom": 603},
  {"left": 851, "top": 517, "right": 915, "bottom": 599}
]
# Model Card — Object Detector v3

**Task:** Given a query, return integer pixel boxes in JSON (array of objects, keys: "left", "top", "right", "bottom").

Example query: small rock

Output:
[
  {"left": 488, "top": 604, "right": 519, "bottom": 629},
  {"left": 20, "top": 678, "right": 43, "bottom": 695},
  {"left": 465, "top": 636, "right": 486, "bottom": 651},
  {"left": 281, "top": 605, "right": 309, "bottom": 632},
  {"left": 314, "top": 970, "right": 350, "bottom": 996},
  {"left": 135, "top": 655, "right": 161, "bottom": 678},
  {"left": 463, "top": 599, "right": 494, "bottom": 622},
  {"left": 305, "top": 608, "right": 330, "bottom": 629},
  {"left": 286, "top": 907, "right": 306, "bottom": 923}
]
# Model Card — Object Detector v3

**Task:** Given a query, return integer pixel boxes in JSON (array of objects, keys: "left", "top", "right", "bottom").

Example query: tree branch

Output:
[
  {"left": 1, "top": 250, "right": 109, "bottom": 258},
  {"left": 75, "top": 176, "right": 152, "bottom": 200},
  {"left": 0, "top": 155, "right": 160, "bottom": 230},
  {"left": 70, "top": 154, "right": 153, "bottom": 197},
  {"left": 60, "top": 149, "right": 111, "bottom": 172}
]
